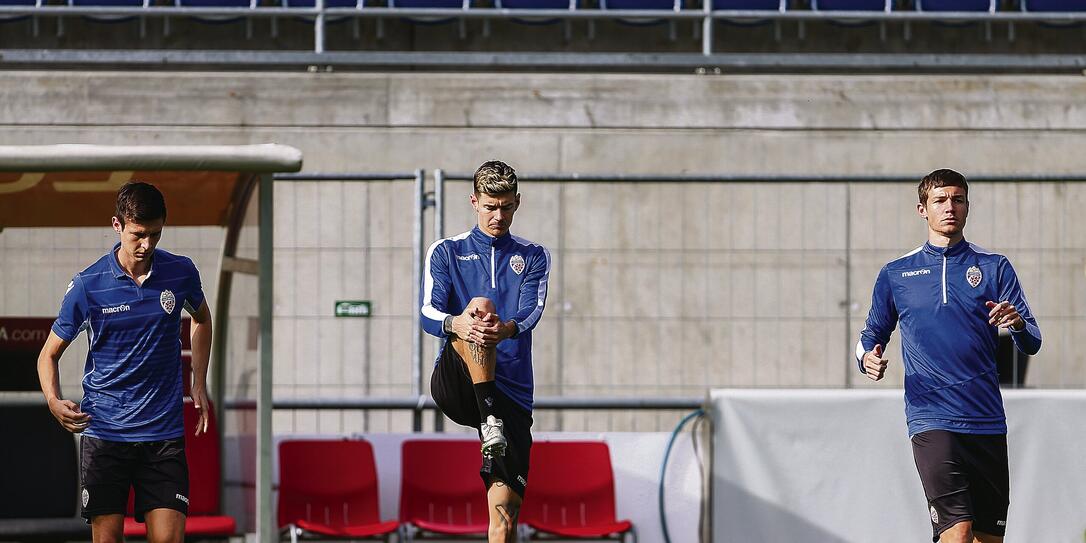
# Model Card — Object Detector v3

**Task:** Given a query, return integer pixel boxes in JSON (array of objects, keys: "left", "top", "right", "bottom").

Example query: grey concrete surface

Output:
[{"left": 1, "top": 72, "right": 1084, "bottom": 441}]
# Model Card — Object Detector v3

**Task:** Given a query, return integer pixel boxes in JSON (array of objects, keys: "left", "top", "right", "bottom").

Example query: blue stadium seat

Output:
[
  {"left": 389, "top": 0, "right": 468, "bottom": 27},
  {"left": 67, "top": 0, "right": 148, "bottom": 29},
  {"left": 714, "top": 0, "right": 783, "bottom": 9},
  {"left": 176, "top": 0, "right": 253, "bottom": 24},
  {"left": 1022, "top": 0, "right": 1086, "bottom": 11},
  {"left": 495, "top": 0, "right": 577, "bottom": 28},
  {"left": 603, "top": 0, "right": 677, "bottom": 8},
  {"left": 918, "top": 0, "right": 992, "bottom": 10},
  {"left": 600, "top": 0, "right": 680, "bottom": 31},
  {"left": 713, "top": 0, "right": 786, "bottom": 32},
  {"left": 811, "top": 0, "right": 888, "bottom": 11}
]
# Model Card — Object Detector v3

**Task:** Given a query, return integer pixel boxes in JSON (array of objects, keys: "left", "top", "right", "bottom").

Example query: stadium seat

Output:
[
  {"left": 811, "top": 0, "right": 888, "bottom": 11},
  {"left": 124, "top": 399, "right": 237, "bottom": 539},
  {"left": 0, "top": 403, "right": 90, "bottom": 542},
  {"left": 916, "top": 0, "right": 992, "bottom": 11},
  {"left": 0, "top": 0, "right": 37, "bottom": 26},
  {"left": 277, "top": 439, "right": 398, "bottom": 542},
  {"left": 1022, "top": 0, "right": 1086, "bottom": 10},
  {"left": 600, "top": 0, "right": 681, "bottom": 34},
  {"left": 521, "top": 441, "right": 634, "bottom": 542},
  {"left": 399, "top": 440, "right": 489, "bottom": 541},
  {"left": 386, "top": 0, "right": 468, "bottom": 37}
]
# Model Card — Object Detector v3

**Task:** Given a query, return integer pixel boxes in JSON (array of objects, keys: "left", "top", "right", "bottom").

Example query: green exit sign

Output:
[{"left": 334, "top": 301, "right": 372, "bottom": 318}]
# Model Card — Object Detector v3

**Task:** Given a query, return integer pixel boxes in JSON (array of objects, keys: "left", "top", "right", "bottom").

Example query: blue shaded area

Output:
[
  {"left": 714, "top": 0, "right": 781, "bottom": 9},
  {"left": 919, "top": 0, "right": 990, "bottom": 11},
  {"left": 812, "top": 0, "right": 885, "bottom": 10},
  {"left": 604, "top": 0, "right": 676, "bottom": 9},
  {"left": 1023, "top": 0, "right": 1086, "bottom": 11}
]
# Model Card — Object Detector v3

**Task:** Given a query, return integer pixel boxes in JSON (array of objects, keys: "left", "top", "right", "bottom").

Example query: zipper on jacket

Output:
[
  {"left": 941, "top": 255, "right": 947, "bottom": 304},
  {"left": 490, "top": 246, "right": 496, "bottom": 289}
]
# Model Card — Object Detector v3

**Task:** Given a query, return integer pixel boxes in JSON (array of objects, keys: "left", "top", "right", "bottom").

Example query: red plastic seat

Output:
[
  {"left": 277, "top": 439, "right": 398, "bottom": 542},
  {"left": 521, "top": 441, "right": 634, "bottom": 542},
  {"left": 399, "top": 440, "right": 489, "bottom": 540},
  {"left": 124, "top": 399, "right": 237, "bottom": 538}
]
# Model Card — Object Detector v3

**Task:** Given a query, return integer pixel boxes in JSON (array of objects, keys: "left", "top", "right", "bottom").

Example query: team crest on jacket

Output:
[
  {"left": 160, "top": 290, "right": 176, "bottom": 314},
  {"left": 510, "top": 254, "right": 525, "bottom": 275},
  {"left": 966, "top": 266, "right": 982, "bottom": 288}
]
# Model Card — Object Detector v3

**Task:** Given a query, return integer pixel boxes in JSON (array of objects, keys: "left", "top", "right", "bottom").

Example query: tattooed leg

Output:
[
  {"left": 488, "top": 480, "right": 523, "bottom": 543},
  {"left": 452, "top": 297, "right": 497, "bottom": 384}
]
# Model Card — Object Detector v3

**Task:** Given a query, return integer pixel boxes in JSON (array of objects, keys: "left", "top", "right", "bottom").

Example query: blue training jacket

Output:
[
  {"left": 856, "top": 240, "right": 1041, "bottom": 436},
  {"left": 420, "top": 226, "right": 551, "bottom": 412}
]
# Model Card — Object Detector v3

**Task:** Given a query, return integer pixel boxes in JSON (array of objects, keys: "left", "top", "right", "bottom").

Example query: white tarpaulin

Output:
[{"left": 711, "top": 388, "right": 1086, "bottom": 542}]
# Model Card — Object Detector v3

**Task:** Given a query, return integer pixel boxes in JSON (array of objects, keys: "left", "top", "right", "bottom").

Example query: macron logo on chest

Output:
[
  {"left": 101, "top": 304, "right": 131, "bottom": 315},
  {"left": 901, "top": 269, "right": 931, "bottom": 278}
]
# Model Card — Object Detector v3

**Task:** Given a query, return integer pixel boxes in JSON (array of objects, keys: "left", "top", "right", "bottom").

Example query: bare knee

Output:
[
  {"left": 940, "top": 520, "right": 973, "bottom": 543},
  {"left": 467, "top": 296, "right": 496, "bottom": 315},
  {"left": 90, "top": 514, "right": 125, "bottom": 543}
]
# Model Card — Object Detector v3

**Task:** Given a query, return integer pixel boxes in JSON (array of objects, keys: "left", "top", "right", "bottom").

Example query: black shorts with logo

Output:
[
  {"left": 80, "top": 435, "right": 190, "bottom": 522},
  {"left": 430, "top": 340, "right": 533, "bottom": 498},
  {"left": 911, "top": 430, "right": 1009, "bottom": 542}
]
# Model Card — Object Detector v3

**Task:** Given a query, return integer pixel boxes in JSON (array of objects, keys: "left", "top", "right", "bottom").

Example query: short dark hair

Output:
[
  {"left": 918, "top": 169, "right": 968, "bottom": 205},
  {"left": 473, "top": 160, "right": 518, "bottom": 196},
  {"left": 115, "top": 181, "right": 167, "bottom": 226}
]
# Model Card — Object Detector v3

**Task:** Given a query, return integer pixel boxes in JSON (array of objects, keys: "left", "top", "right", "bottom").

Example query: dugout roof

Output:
[{"left": 0, "top": 144, "right": 301, "bottom": 227}]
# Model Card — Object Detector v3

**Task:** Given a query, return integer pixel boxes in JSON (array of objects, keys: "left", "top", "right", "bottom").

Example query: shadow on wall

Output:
[{"left": 713, "top": 479, "right": 851, "bottom": 543}]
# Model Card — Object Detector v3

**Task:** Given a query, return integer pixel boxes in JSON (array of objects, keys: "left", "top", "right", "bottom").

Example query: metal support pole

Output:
[
  {"left": 412, "top": 169, "right": 425, "bottom": 432},
  {"left": 433, "top": 168, "right": 446, "bottom": 432},
  {"left": 701, "top": 0, "right": 712, "bottom": 56},
  {"left": 844, "top": 181, "right": 853, "bottom": 388},
  {"left": 314, "top": 0, "right": 325, "bottom": 54},
  {"left": 257, "top": 173, "right": 275, "bottom": 543}
]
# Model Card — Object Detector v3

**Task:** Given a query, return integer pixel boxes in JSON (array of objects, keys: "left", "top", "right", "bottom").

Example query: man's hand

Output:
[
  {"left": 452, "top": 307, "right": 515, "bottom": 347},
  {"left": 986, "top": 301, "right": 1024, "bottom": 331},
  {"left": 191, "top": 385, "right": 210, "bottom": 436},
  {"left": 47, "top": 397, "right": 90, "bottom": 433},
  {"left": 863, "top": 344, "right": 888, "bottom": 381}
]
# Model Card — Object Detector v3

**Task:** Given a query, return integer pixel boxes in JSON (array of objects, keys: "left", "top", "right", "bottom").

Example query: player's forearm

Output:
[
  {"left": 37, "top": 353, "right": 64, "bottom": 403},
  {"left": 190, "top": 318, "right": 212, "bottom": 389}
]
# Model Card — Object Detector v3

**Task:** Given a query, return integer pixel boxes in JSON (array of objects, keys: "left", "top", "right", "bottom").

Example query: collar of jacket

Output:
[
  {"left": 470, "top": 225, "right": 514, "bottom": 250},
  {"left": 923, "top": 239, "right": 970, "bottom": 258}
]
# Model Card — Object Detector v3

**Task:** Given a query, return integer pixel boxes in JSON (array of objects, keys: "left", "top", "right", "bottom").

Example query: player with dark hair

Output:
[
  {"left": 38, "top": 181, "right": 212, "bottom": 543},
  {"left": 420, "top": 160, "right": 551, "bottom": 543},
  {"left": 857, "top": 169, "right": 1041, "bottom": 543}
]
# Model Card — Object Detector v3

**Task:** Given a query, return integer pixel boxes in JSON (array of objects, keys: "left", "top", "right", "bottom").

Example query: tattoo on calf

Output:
[{"left": 495, "top": 503, "right": 520, "bottom": 530}]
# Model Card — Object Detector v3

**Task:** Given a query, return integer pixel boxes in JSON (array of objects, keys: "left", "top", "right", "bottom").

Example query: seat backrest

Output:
[
  {"left": 0, "top": 404, "right": 78, "bottom": 519},
  {"left": 521, "top": 441, "right": 619, "bottom": 527},
  {"left": 1023, "top": 0, "right": 1086, "bottom": 11},
  {"left": 399, "top": 440, "right": 488, "bottom": 527},
  {"left": 277, "top": 439, "right": 383, "bottom": 529},
  {"left": 183, "top": 399, "right": 222, "bottom": 515}
]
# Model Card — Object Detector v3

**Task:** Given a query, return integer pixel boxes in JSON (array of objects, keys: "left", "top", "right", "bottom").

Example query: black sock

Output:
[{"left": 473, "top": 380, "right": 499, "bottom": 423}]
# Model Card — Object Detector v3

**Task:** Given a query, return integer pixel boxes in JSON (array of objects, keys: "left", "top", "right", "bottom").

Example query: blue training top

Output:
[
  {"left": 856, "top": 240, "right": 1041, "bottom": 436},
  {"left": 420, "top": 226, "right": 551, "bottom": 412},
  {"left": 52, "top": 243, "right": 205, "bottom": 442}
]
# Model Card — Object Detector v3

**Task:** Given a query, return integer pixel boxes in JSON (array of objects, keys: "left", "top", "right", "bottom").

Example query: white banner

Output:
[{"left": 711, "top": 389, "right": 1086, "bottom": 542}]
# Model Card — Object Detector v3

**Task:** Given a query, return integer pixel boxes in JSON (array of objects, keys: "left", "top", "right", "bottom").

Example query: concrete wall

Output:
[{"left": 1, "top": 72, "right": 1085, "bottom": 438}]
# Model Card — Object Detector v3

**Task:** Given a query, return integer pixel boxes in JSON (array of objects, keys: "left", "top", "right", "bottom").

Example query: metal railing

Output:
[{"left": 3, "top": 3, "right": 1086, "bottom": 60}]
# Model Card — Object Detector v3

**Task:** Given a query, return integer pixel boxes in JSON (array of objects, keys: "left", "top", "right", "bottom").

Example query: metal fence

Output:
[
  {"left": 4, "top": 2, "right": 1086, "bottom": 58},
  {"left": 240, "top": 172, "right": 1086, "bottom": 438}
]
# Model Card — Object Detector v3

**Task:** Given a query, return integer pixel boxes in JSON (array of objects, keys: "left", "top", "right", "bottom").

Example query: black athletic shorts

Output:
[
  {"left": 431, "top": 340, "right": 533, "bottom": 498},
  {"left": 80, "top": 435, "right": 190, "bottom": 522},
  {"left": 911, "top": 430, "right": 1009, "bottom": 542}
]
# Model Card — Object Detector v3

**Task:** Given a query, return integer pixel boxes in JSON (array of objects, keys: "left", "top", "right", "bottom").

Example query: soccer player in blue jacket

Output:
[
  {"left": 37, "top": 182, "right": 212, "bottom": 543},
  {"left": 420, "top": 160, "right": 550, "bottom": 543},
  {"left": 856, "top": 169, "right": 1041, "bottom": 543}
]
